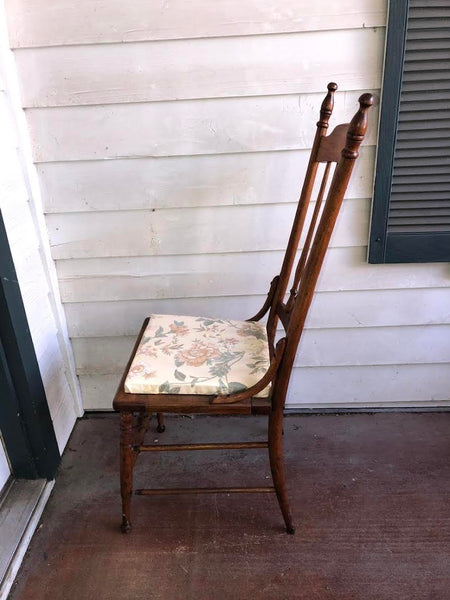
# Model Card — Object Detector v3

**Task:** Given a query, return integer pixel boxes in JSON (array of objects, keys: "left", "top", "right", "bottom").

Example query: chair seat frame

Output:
[{"left": 113, "top": 83, "right": 373, "bottom": 534}]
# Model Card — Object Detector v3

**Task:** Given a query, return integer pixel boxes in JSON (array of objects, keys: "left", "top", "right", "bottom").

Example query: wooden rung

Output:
[
  {"left": 135, "top": 486, "right": 275, "bottom": 496},
  {"left": 138, "top": 441, "right": 268, "bottom": 452}
]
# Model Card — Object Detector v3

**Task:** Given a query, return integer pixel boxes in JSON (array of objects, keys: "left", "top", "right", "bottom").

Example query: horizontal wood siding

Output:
[
  {"left": 25, "top": 92, "right": 379, "bottom": 163},
  {"left": 38, "top": 147, "right": 375, "bottom": 213},
  {"left": 61, "top": 288, "right": 450, "bottom": 337},
  {"left": 79, "top": 363, "right": 450, "bottom": 410},
  {"left": 6, "top": 0, "right": 450, "bottom": 410},
  {"left": 72, "top": 325, "right": 450, "bottom": 375},
  {"left": 14, "top": 29, "right": 383, "bottom": 107},
  {"left": 5, "top": 0, "right": 386, "bottom": 47},
  {"left": 44, "top": 199, "right": 370, "bottom": 260}
]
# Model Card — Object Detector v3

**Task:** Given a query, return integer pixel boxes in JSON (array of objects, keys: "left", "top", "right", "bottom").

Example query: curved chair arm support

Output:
[
  {"left": 246, "top": 276, "right": 279, "bottom": 322},
  {"left": 211, "top": 337, "right": 286, "bottom": 405}
]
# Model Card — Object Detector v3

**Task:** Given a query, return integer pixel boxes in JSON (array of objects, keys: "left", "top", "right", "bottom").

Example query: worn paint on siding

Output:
[{"left": 6, "top": 0, "right": 450, "bottom": 410}]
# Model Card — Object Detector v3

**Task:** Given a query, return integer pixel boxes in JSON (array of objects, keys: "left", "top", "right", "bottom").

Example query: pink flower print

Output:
[
  {"left": 140, "top": 346, "right": 158, "bottom": 358},
  {"left": 143, "top": 371, "right": 157, "bottom": 379},
  {"left": 176, "top": 342, "right": 220, "bottom": 367},
  {"left": 169, "top": 322, "right": 189, "bottom": 336},
  {"left": 129, "top": 363, "right": 145, "bottom": 375}
]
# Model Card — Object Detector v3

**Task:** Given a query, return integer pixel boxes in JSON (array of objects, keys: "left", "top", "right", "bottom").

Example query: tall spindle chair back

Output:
[{"left": 263, "top": 84, "right": 373, "bottom": 413}]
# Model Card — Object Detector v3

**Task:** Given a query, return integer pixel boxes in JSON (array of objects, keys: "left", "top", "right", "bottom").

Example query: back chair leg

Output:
[
  {"left": 120, "top": 411, "right": 135, "bottom": 533},
  {"left": 156, "top": 412, "right": 166, "bottom": 433},
  {"left": 268, "top": 409, "right": 295, "bottom": 534},
  {"left": 136, "top": 411, "right": 150, "bottom": 446}
]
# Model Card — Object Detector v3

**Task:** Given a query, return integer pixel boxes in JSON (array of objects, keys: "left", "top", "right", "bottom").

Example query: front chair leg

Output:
[
  {"left": 268, "top": 409, "right": 295, "bottom": 534},
  {"left": 120, "top": 411, "right": 135, "bottom": 533},
  {"left": 156, "top": 412, "right": 166, "bottom": 433}
]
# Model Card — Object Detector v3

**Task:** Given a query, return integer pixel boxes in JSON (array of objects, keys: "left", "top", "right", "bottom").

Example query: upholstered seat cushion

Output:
[{"left": 124, "top": 314, "right": 271, "bottom": 398}]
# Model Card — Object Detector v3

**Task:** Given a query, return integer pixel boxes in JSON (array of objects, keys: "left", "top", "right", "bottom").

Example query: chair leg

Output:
[
  {"left": 120, "top": 411, "right": 134, "bottom": 533},
  {"left": 268, "top": 409, "right": 295, "bottom": 534},
  {"left": 156, "top": 412, "right": 166, "bottom": 433}
]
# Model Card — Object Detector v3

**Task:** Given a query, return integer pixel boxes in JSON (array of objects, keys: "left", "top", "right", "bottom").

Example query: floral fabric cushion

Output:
[{"left": 125, "top": 314, "right": 271, "bottom": 398}]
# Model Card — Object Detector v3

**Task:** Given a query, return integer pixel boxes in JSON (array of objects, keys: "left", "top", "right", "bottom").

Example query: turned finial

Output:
[
  {"left": 342, "top": 93, "right": 374, "bottom": 160},
  {"left": 317, "top": 82, "right": 338, "bottom": 129}
]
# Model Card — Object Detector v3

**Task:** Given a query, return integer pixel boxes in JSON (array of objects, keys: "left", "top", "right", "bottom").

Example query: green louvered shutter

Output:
[{"left": 369, "top": 0, "right": 450, "bottom": 263}]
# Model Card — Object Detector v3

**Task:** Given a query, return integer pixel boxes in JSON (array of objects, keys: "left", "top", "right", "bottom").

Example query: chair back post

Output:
[
  {"left": 271, "top": 92, "right": 373, "bottom": 411},
  {"left": 266, "top": 82, "right": 337, "bottom": 349}
]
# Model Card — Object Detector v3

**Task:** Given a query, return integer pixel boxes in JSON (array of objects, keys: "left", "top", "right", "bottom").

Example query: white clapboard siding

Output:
[
  {"left": 63, "top": 287, "right": 450, "bottom": 340},
  {"left": 55, "top": 246, "right": 450, "bottom": 304},
  {"left": 45, "top": 198, "right": 369, "bottom": 260},
  {"left": 72, "top": 325, "right": 450, "bottom": 376},
  {"left": 15, "top": 29, "right": 383, "bottom": 108},
  {"left": 79, "top": 362, "right": 450, "bottom": 410},
  {"left": 8, "top": 0, "right": 448, "bottom": 411},
  {"left": 38, "top": 146, "right": 375, "bottom": 213},
  {"left": 50, "top": 391, "right": 80, "bottom": 454},
  {"left": 64, "top": 296, "right": 267, "bottom": 338},
  {"left": 26, "top": 91, "right": 378, "bottom": 163},
  {"left": 286, "top": 364, "right": 450, "bottom": 406},
  {"left": 5, "top": 0, "right": 387, "bottom": 48}
]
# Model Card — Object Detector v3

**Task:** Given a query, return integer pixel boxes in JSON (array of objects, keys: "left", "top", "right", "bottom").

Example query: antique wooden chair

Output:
[{"left": 113, "top": 83, "right": 373, "bottom": 534}]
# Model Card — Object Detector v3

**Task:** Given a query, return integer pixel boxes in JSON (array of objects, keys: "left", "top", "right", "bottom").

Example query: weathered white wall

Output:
[
  {"left": 4, "top": 0, "right": 450, "bottom": 409},
  {"left": 0, "top": 5, "right": 81, "bottom": 449}
]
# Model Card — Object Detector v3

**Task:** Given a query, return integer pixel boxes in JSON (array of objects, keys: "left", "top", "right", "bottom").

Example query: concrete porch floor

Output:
[{"left": 8, "top": 412, "right": 450, "bottom": 600}]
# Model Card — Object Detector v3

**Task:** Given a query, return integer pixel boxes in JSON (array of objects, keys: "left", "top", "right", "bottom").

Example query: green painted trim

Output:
[{"left": 0, "top": 211, "right": 60, "bottom": 479}]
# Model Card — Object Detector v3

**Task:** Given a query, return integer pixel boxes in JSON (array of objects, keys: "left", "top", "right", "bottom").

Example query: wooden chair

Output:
[{"left": 113, "top": 83, "right": 373, "bottom": 535}]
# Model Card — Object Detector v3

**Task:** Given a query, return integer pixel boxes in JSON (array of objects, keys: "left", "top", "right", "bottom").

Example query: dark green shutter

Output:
[{"left": 369, "top": 0, "right": 450, "bottom": 263}]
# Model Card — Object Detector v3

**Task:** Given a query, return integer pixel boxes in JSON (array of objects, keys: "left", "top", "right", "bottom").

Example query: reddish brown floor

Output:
[{"left": 8, "top": 412, "right": 450, "bottom": 600}]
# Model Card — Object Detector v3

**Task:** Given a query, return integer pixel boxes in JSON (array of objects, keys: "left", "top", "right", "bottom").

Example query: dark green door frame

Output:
[{"left": 0, "top": 210, "right": 60, "bottom": 480}]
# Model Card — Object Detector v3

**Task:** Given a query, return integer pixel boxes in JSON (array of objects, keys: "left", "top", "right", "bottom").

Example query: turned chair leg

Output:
[
  {"left": 268, "top": 409, "right": 295, "bottom": 534},
  {"left": 120, "top": 411, "right": 135, "bottom": 533},
  {"left": 156, "top": 412, "right": 166, "bottom": 433}
]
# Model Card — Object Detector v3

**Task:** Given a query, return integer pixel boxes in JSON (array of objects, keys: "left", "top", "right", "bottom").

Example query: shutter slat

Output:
[
  {"left": 389, "top": 200, "right": 450, "bottom": 209},
  {"left": 400, "top": 89, "right": 450, "bottom": 102},
  {"left": 405, "top": 49, "right": 450, "bottom": 61},
  {"left": 398, "top": 111, "right": 448, "bottom": 122},
  {"left": 406, "top": 39, "right": 450, "bottom": 51},
  {"left": 409, "top": 0, "right": 450, "bottom": 9},
  {"left": 407, "top": 29, "right": 450, "bottom": 41},
  {"left": 409, "top": 9, "right": 450, "bottom": 18},
  {"left": 397, "top": 119, "right": 450, "bottom": 130},
  {"left": 402, "top": 81, "right": 450, "bottom": 92},
  {"left": 396, "top": 138, "right": 450, "bottom": 150},
  {"left": 390, "top": 214, "right": 450, "bottom": 223},
  {"left": 395, "top": 147, "right": 450, "bottom": 159},
  {"left": 388, "top": 224, "right": 450, "bottom": 233},
  {"left": 396, "top": 99, "right": 449, "bottom": 112},
  {"left": 394, "top": 160, "right": 450, "bottom": 171},
  {"left": 408, "top": 19, "right": 450, "bottom": 30},
  {"left": 403, "top": 60, "right": 450, "bottom": 73},
  {"left": 389, "top": 191, "right": 450, "bottom": 201},
  {"left": 403, "top": 70, "right": 450, "bottom": 83},
  {"left": 392, "top": 174, "right": 450, "bottom": 184},
  {"left": 392, "top": 185, "right": 450, "bottom": 194}
]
